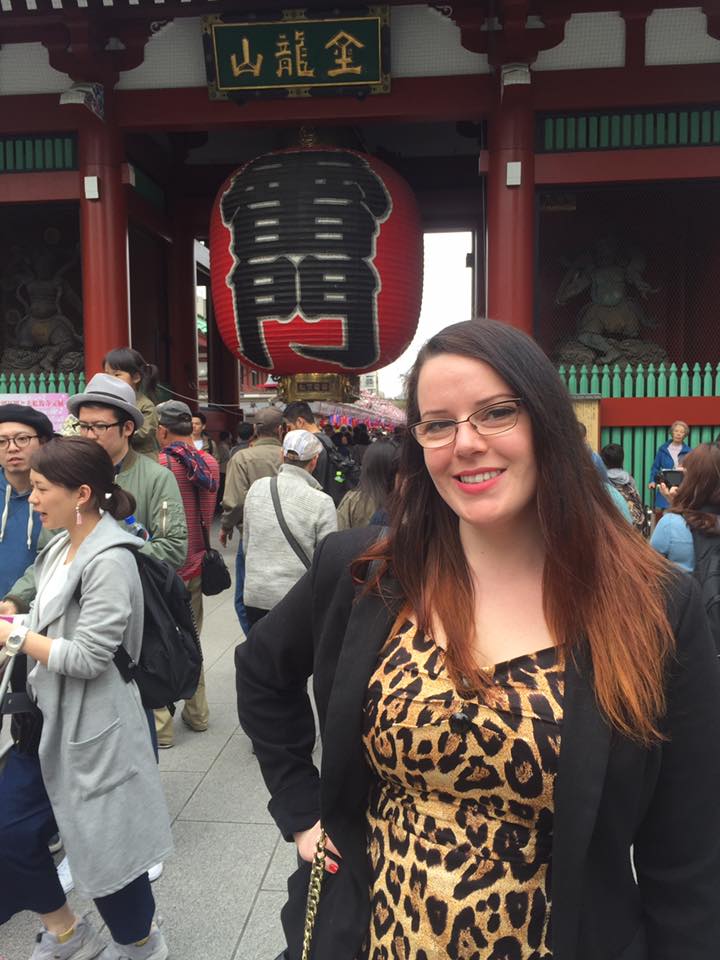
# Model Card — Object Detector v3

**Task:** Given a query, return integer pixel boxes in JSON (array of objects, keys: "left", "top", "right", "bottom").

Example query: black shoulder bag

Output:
[
  {"left": 193, "top": 486, "right": 232, "bottom": 596},
  {"left": 270, "top": 476, "right": 311, "bottom": 570}
]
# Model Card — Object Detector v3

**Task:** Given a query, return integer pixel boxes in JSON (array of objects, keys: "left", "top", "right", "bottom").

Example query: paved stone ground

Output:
[{"left": 0, "top": 531, "right": 294, "bottom": 960}]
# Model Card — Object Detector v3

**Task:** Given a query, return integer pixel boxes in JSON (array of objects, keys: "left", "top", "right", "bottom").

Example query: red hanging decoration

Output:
[{"left": 210, "top": 146, "right": 423, "bottom": 376}]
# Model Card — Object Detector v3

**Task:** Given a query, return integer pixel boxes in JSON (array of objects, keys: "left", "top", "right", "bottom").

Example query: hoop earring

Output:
[{"left": 75, "top": 504, "right": 83, "bottom": 527}]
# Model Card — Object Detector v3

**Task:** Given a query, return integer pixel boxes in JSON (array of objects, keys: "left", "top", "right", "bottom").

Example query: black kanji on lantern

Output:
[{"left": 220, "top": 150, "right": 392, "bottom": 370}]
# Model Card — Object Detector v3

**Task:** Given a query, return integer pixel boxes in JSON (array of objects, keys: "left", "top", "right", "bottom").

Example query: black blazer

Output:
[{"left": 236, "top": 528, "right": 720, "bottom": 960}]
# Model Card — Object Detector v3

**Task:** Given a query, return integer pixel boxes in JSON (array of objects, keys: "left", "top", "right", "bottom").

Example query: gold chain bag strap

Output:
[{"left": 301, "top": 828, "right": 327, "bottom": 960}]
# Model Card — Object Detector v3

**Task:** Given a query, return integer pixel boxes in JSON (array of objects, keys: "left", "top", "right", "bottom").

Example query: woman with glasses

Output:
[{"left": 236, "top": 318, "right": 720, "bottom": 960}]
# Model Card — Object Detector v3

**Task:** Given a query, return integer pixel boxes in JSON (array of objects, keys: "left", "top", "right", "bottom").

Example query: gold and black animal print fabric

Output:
[{"left": 359, "top": 622, "right": 564, "bottom": 960}]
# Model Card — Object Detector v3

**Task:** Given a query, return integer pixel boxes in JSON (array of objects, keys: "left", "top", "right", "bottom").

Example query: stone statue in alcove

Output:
[
  {"left": 1, "top": 229, "right": 84, "bottom": 374},
  {"left": 554, "top": 235, "right": 666, "bottom": 368}
]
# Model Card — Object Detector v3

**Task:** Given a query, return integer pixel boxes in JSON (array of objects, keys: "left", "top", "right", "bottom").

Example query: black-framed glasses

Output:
[
  {"left": 0, "top": 433, "right": 39, "bottom": 450},
  {"left": 77, "top": 421, "right": 122, "bottom": 436},
  {"left": 410, "top": 398, "right": 523, "bottom": 449}
]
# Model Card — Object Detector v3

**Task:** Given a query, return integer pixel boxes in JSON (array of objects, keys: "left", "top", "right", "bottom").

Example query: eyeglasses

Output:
[
  {"left": 77, "top": 421, "right": 122, "bottom": 436},
  {"left": 410, "top": 398, "right": 523, "bottom": 449},
  {"left": 0, "top": 433, "right": 39, "bottom": 450}
]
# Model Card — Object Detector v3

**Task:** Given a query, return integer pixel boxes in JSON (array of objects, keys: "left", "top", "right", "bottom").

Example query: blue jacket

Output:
[
  {"left": 0, "top": 469, "right": 44, "bottom": 597},
  {"left": 648, "top": 440, "right": 692, "bottom": 509}
]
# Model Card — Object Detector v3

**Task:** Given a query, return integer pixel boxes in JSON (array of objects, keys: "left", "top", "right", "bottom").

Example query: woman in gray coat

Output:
[{"left": 0, "top": 437, "right": 172, "bottom": 960}]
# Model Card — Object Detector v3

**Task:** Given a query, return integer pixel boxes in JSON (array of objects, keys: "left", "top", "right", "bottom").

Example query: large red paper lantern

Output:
[{"left": 209, "top": 147, "right": 423, "bottom": 376}]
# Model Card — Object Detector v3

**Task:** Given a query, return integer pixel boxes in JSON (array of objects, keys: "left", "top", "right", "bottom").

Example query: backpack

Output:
[
  {"left": 611, "top": 479, "right": 645, "bottom": 531},
  {"left": 317, "top": 433, "right": 361, "bottom": 503},
  {"left": 690, "top": 528, "right": 720, "bottom": 655},
  {"left": 77, "top": 545, "right": 203, "bottom": 711}
]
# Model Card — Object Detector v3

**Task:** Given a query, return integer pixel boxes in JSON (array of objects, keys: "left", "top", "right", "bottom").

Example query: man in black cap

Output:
[{"left": 0, "top": 403, "right": 54, "bottom": 598}]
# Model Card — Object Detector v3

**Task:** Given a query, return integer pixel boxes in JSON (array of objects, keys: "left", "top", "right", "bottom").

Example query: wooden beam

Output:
[
  {"left": 601, "top": 397, "right": 720, "bottom": 428},
  {"left": 114, "top": 76, "right": 493, "bottom": 131},
  {"left": 0, "top": 170, "right": 80, "bottom": 202},
  {"left": 0, "top": 95, "right": 92, "bottom": 135},
  {"left": 3, "top": 62, "right": 720, "bottom": 137},
  {"left": 532, "top": 64, "right": 720, "bottom": 112},
  {"left": 536, "top": 146, "right": 720, "bottom": 184}
]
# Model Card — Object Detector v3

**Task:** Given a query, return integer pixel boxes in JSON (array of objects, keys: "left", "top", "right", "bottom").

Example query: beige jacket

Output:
[{"left": 221, "top": 437, "right": 282, "bottom": 533}]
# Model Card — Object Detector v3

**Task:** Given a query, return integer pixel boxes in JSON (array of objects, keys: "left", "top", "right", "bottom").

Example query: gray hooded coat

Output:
[{"left": 26, "top": 513, "right": 173, "bottom": 899}]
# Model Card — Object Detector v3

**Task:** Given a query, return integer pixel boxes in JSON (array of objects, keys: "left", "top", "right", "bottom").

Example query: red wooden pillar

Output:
[
  {"left": 78, "top": 110, "right": 130, "bottom": 375},
  {"left": 167, "top": 216, "right": 199, "bottom": 402},
  {"left": 486, "top": 85, "right": 535, "bottom": 334}
]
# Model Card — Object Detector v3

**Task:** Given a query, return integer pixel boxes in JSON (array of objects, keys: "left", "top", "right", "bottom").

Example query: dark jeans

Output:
[
  {"left": 0, "top": 749, "right": 155, "bottom": 944},
  {"left": 234, "top": 542, "right": 251, "bottom": 634}
]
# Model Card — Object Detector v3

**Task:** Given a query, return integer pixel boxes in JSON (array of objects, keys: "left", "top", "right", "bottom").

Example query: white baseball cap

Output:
[{"left": 283, "top": 429, "right": 323, "bottom": 461}]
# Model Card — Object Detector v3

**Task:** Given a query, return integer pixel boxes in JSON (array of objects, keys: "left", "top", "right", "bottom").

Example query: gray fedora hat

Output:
[{"left": 68, "top": 373, "right": 145, "bottom": 430}]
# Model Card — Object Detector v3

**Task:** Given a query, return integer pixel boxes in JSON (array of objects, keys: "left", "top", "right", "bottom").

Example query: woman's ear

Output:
[{"left": 77, "top": 483, "right": 94, "bottom": 509}]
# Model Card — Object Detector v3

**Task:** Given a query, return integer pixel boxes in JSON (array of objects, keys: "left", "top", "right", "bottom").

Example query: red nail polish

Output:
[{"left": 328, "top": 862, "right": 338, "bottom": 874}]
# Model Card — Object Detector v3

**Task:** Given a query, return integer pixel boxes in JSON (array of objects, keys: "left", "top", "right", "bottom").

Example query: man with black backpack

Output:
[{"left": 283, "top": 401, "right": 351, "bottom": 505}]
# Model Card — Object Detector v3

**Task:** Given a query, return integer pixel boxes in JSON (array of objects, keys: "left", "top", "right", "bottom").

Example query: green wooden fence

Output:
[
  {"left": 558, "top": 362, "right": 720, "bottom": 507},
  {"left": 0, "top": 371, "right": 86, "bottom": 394}
]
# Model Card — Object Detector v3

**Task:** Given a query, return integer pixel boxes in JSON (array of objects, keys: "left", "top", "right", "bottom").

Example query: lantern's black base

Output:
[{"left": 278, "top": 373, "right": 359, "bottom": 404}]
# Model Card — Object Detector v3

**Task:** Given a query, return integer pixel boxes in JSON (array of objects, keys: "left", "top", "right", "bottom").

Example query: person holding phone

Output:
[
  {"left": 648, "top": 420, "right": 691, "bottom": 514},
  {"left": 650, "top": 442, "right": 720, "bottom": 572}
]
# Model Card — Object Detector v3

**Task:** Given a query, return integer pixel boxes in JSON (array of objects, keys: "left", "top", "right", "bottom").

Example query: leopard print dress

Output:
[{"left": 358, "top": 622, "right": 564, "bottom": 960}]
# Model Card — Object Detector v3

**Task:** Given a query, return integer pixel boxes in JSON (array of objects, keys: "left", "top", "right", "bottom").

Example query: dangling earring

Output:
[{"left": 75, "top": 504, "right": 83, "bottom": 526}]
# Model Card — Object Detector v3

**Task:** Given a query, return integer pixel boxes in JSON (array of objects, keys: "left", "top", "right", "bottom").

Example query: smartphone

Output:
[{"left": 659, "top": 468, "right": 684, "bottom": 488}]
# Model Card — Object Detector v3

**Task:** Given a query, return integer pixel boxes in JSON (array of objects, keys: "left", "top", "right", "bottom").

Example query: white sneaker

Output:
[
  {"left": 147, "top": 862, "right": 163, "bottom": 883},
  {"left": 57, "top": 855, "right": 75, "bottom": 895}
]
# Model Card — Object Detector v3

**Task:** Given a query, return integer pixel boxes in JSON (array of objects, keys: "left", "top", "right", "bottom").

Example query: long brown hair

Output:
[
  {"left": 356, "top": 319, "right": 675, "bottom": 746},
  {"left": 669, "top": 443, "right": 720, "bottom": 533}
]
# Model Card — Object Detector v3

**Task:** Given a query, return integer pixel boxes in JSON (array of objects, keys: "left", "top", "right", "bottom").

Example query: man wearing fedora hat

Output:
[{"left": 2, "top": 374, "right": 187, "bottom": 615}]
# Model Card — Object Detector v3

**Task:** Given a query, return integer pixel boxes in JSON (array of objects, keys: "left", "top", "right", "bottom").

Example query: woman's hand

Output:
[
  {"left": 658, "top": 482, "right": 679, "bottom": 502},
  {"left": 293, "top": 819, "right": 342, "bottom": 874}
]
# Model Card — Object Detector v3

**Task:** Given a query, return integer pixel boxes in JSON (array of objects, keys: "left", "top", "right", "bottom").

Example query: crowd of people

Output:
[{"left": 1, "top": 324, "right": 720, "bottom": 960}]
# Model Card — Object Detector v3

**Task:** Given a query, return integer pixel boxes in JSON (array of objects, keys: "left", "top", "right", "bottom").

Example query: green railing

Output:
[
  {"left": 0, "top": 134, "right": 77, "bottom": 172},
  {"left": 538, "top": 105, "right": 720, "bottom": 153},
  {"left": 557, "top": 361, "right": 720, "bottom": 398},
  {"left": 0, "top": 371, "right": 86, "bottom": 394},
  {"left": 559, "top": 362, "right": 720, "bottom": 506}
]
